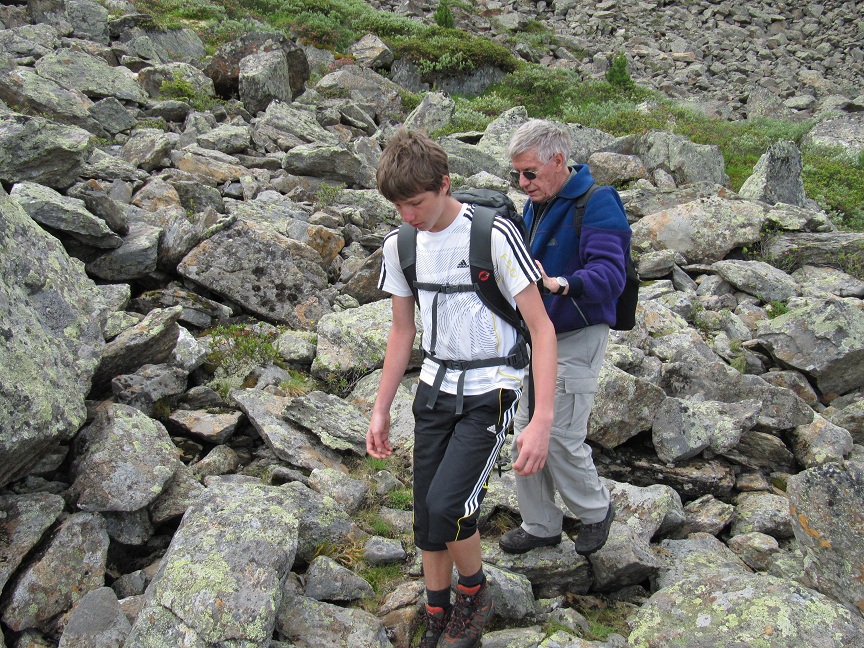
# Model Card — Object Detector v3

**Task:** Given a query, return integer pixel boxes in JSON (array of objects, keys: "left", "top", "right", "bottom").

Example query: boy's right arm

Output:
[{"left": 367, "top": 295, "right": 417, "bottom": 458}]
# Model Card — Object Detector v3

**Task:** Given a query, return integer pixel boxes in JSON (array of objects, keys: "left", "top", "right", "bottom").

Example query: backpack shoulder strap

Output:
[
  {"left": 572, "top": 182, "right": 599, "bottom": 238},
  {"left": 396, "top": 222, "right": 419, "bottom": 303},
  {"left": 468, "top": 205, "right": 522, "bottom": 332}
]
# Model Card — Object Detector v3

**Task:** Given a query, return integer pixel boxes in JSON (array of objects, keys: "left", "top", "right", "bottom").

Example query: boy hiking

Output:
[{"left": 366, "top": 129, "right": 557, "bottom": 648}]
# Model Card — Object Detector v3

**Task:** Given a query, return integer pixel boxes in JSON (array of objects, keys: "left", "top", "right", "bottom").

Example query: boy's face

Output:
[{"left": 392, "top": 178, "right": 453, "bottom": 232}]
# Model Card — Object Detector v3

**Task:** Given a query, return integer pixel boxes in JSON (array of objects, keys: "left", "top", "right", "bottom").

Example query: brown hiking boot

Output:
[
  {"left": 439, "top": 580, "right": 494, "bottom": 648},
  {"left": 573, "top": 503, "right": 615, "bottom": 556},
  {"left": 419, "top": 605, "right": 449, "bottom": 648}
]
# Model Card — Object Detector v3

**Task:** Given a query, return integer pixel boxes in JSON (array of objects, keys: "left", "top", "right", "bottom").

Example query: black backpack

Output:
[
  {"left": 396, "top": 188, "right": 530, "bottom": 415},
  {"left": 573, "top": 184, "right": 640, "bottom": 331}
]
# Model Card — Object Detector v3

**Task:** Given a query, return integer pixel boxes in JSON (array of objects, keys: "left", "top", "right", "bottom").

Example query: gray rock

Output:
[
  {"left": 35, "top": 48, "right": 148, "bottom": 104},
  {"left": 792, "top": 265, "right": 864, "bottom": 298},
  {"left": 629, "top": 570, "right": 864, "bottom": 647},
  {"left": 196, "top": 123, "right": 251, "bottom": 155},
  {"left": 668, "top": 493, "right": 735, "bottom": 539},
  {"left": 137, "top": 61, "right": 215, "bottom": 99},
  {"left": 712, "top": 259, "right": 801, "bottom": 303},
  {"left": 315, "top": 65, "right": 402, "bottom": 122},
  {"left": 111, "top": 363, "right": 188, "bottom": 416},
  {"left": 206, "top": 32, "right": 308, "bottom": 101},
  {"left": 89, "top": 97, "right": 138, "bottom": 135},
  {"left": 0, "top": 114, "right": 92, "bottom": 189},
  {"left": 147, "top": 462, "right": 205, "bottom": 525},
  {"left": 127, "top": 481, "right": 300, "bottom": 647},
  {"left": 307, "top": 467, "right": 369, "bottom": 514},
  {"left": 364, "top": 536, "right": 407, "bottom": 565},
  {"left": 762, "top": 232, "right": 864, "bottom": 270},
  {"left": 0, "top": 67, "right": 104, "bottom": 135},
  {"left": 653, "top": 533, "right": 750, "bottom": 591},
  {"left": 282, "top": 141, "right": 375, "bottom": 188},
  {"left": 85, "top": 220, "right": 161, "bottom": 281},
  {"left": 281, "top": 391, "right": 367, "bottom": 456},
  {"left": 787, "top": 462, "right": 864, "bottom": 617},
  {"left": 633, "top": 130, "right": 728, "bottom": 186},
  {"left": 177, "top": 219, "right": 330, "bottom": 329},
  {"left": 67, "top": 180, "right": 130, "bottom": 235},
  {"left": 730, "top": 491, "right": 793, "bottom": 539},
  {"left": 588, "top": 362, "right": 667, "bottom": 449},
  {"left": 304, "top": 555, "right": 374, "bottom": 602},
  {"left": 738, "top": 140, "right": 806, "bottom": 206},
  {"left": 67, "top": 0, "right": 110, "bottom": 45},
  {"left": 756, "top": 296, "right": 864, "bottom": 397},
  {"left": 102, "top": 508, "right": 154, "bottom": 545},
  {"left": 632, "top": 196, "right": 766, "bottom": 264},
  {"left": 346, "top": 33, "right": 393, "bottom": 70},
  {"left": 71, "top": 403, "right": 181, "bottom": 512},
  {"left": 0, "top": 493, "right": 65, "bottom": 593},
  {"left": 651, "top": 397, "right": 761, "bottom": 464},
  {"left": 0, "top": 187, "right": 104, "bottom": 488},
  {"left": 230, "top": 388, "right": 344, "bottom": 473},
  {"left": 239, "top": 49, "right": 295, "bottom": 114},
  {"left": 789, "top": 414, "right": 854, "bottom": 468},
  {"left": 276, "top": 590, "right": 390, "bottom": 647},
  {"left": 58, "top": 587, "right": 131, "bottom": 648},
  {"left": 90, "top": 305, "right": 182, "bottom": 395},
  {"left": 801, "top": 115, "right": 864, "bottom": 164},
  {"left": 168, "top": 408, "right": 243, "bottom": 445},
  {"left": 9, "top": 182, "right": 123, "bottom": 248},
  {"left": 403, "top": 91, "right": 455, "bottom": 134},
  {"left": 727, "top": 531, "right": 780, "bottom": 571},
  {"left": 0, "top": 512, "right": 109, "bottom": 633},
  {"left": 119, "top": 128, "right": 179, "bottom": 172}
]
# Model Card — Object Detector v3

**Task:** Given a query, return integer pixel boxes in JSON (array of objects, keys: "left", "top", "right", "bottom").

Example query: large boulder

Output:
[{"left": 0, "top": 187, "right": 105, "bottom": 489}]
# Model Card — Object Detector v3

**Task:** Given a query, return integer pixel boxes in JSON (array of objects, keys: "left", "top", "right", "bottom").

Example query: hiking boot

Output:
[
  {"left": 439, "top": 581, "right": 494, "bottom": 648},
  {"left": 573, "top": 503, "right": 615, "bottom": 556},
  {"left": 419, "top": 605, "right": 449, "bottom": 648},
  {"left": 498, "top": 527, "right": 562, "bottom": 554}
]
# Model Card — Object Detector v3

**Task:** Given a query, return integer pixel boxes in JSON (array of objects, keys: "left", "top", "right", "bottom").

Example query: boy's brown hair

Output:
[{"left": 376, "top": 129, "right": 451, "bottom": 202}]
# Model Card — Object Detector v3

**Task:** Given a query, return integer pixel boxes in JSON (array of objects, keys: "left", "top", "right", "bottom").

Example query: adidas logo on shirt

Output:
[
  {"left": 487, "top": 424, "right": 497, "bottom": 433},
  {"left": 457, "top": 260, "right": 469, "bottom": 268}
]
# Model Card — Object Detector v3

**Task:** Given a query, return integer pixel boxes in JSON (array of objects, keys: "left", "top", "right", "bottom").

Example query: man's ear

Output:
[
  {"left": 552, "top": 151, "right": 566, "bottom": 169},
  {"left": 439, "top": 175, "right": 451, "bottom": 195}
]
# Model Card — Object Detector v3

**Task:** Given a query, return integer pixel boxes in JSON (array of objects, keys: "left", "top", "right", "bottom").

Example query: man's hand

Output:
[
  {"left": 366, "top": 409, "right": 393, "bottom": 459},
  {"left": 512, "top": 420, "right": 550, "bottom": 476}
]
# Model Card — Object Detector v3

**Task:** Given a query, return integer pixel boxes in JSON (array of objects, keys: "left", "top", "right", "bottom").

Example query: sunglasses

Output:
[
  {"left": 510, "top": 157, "right": 552, "bottom": 184},
  {"left": 510, "top": 169, "right": 539, "bottom": 183}
]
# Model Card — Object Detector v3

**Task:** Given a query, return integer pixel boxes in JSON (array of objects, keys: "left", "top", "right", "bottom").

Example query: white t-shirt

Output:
[{"left": 379, "top": 203, "right": 541, "bottom": 396}]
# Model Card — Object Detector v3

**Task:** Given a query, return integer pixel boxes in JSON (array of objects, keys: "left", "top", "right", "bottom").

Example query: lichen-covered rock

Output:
[
  {"left": 281, "top": 391, "right": 367, "bottom": 456},
  {"left": 589, "top": 362, "right": 667, "bottom": 449},
  {"left": 177, "top": 218, "right": 330, "bottom": 329},
  {"left": 756, "top": 296, "right": 864, "bottom": 397},
  {"left": 0, "top": 512, "right": 109, "bottom": 633},
  {"left": 231, "top": 388, "right": 345, "bottom": 473},
  {"left": 628, "top": 570, "right": 864, "bottom": 647},
  {"left": 71, "top": 403, "right": 181, "bottom": 512},
  {"left": 127, "top": 482, "right": 300, "bottom": 647},
  {"left": 0, "top": 186, "right": 105, "bottom": 488},
  {"left": 0, "top": 114, "right": 93, "bottom": 189},
  {"left": 89, "top": 305, "right": 182, "bottom": 396},
  {"left": 787, "top": 462, "right": 864, "bottom": 617},
  {"left": 276, "top": 590, "right": 391, "bottom": 647},
  {"left": 0, "top": 493, "right": 65, "bottom": 593},
  {"left": 57, "top": 586, "right": 131, "bottom": 648}
]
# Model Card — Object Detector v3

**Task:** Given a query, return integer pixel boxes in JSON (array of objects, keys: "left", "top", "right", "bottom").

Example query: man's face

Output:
[
  {"left": 511, "top": 150, "right": 568, "bottom": 203},
  {"left": 392, "top": 179, "right": 452, "bottom": 232}
]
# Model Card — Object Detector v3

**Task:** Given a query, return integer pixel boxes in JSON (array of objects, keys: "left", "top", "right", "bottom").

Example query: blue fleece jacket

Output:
[{"left": 524, "top": 164, "right": 631, "bottom": 333}]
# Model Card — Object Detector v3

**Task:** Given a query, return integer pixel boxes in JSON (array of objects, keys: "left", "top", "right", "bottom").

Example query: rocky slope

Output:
[
  {"left": 1, "top": 1, "right": 864, "bottom": 647},
  {"left": 371, "top": 0, "right": 864, "bottom": 121}
]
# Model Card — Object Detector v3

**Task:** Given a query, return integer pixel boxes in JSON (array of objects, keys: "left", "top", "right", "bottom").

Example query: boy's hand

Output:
[
  {"left": 512, "top": 421, "right": 550, "bottom": 476},
  {"left": 367, "top": 410, "right": 393, "bottom": 459}
]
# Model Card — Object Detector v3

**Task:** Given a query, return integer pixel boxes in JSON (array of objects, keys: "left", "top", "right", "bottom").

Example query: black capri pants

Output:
[{"left": 412, "top": 381, "right": 519, "bottom": 551}]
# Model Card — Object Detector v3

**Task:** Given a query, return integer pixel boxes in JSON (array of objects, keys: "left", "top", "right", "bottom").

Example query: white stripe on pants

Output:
[{"left": 510, "top": 323, "right": 610, "bottom": 536}]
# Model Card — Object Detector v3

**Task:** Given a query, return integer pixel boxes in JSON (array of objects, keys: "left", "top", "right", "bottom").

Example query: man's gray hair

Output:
[{"left": 507, "top": 119, "right": 572, "bottom": 163}]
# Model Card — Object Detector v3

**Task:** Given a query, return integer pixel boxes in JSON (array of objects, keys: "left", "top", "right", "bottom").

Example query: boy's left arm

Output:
[{"left": 511, "top": 283, "right": 557, "bottom": 476}]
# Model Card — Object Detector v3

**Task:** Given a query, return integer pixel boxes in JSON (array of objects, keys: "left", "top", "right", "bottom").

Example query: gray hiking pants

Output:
[{"left": 510, "top": 323, "right": 610, "bottom": 536}]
